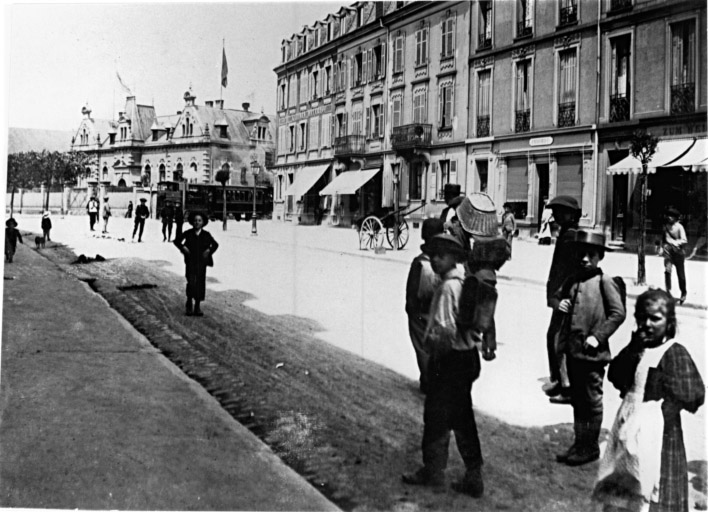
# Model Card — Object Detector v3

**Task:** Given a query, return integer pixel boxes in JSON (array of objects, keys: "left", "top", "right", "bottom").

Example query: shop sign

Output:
[
  {"left": 283, "top": 103, "right": 333, "bottom": 124},
  {"left": 529, "top": 136, "right": 553, "bottom": 147}
]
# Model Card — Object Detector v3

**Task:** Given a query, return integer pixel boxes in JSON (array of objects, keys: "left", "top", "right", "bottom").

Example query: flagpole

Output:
[{"left": 221, "top": 38, "right": 224, "bottom": 102}]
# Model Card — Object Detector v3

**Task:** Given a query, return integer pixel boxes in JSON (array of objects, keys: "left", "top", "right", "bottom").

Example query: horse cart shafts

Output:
[{"left": 357, "top": 202, "right": 426, "bottom": 251}]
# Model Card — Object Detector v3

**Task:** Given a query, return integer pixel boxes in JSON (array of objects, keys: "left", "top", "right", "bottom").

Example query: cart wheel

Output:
[
  {"left": 386, "top": 219, "right": 409, "bottom": 250},
  {"left": 359, "top": 216, "right": 384, "bottom": 251}
]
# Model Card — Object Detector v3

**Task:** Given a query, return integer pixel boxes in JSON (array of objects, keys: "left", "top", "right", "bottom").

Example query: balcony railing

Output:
[
  {"left": 476, "top": 116, "right": 490, "bottom": 138},
  {"left": 609, "top": 0, "right": 632, "bottom": 13},
  {"left": 478, "top": 34, "right": 492, "bottom": 50},
  {"left": 391, "top": 123, "right": 432, "bottom": 149},
  {"left": 516, "top": 21, "right": 533, "bottom": 38},
  {"left": 515, "top": 109, "right": 530, "bottom": 133},
  {"left": 609, "top": 93, "right": 630, "bottom": 122},
  {"left": 558, "top": 102, "right": 576, "bottom": 127},
  {"left": 334, "top": 135, "right": 366, "bottom": 155},
  {"left": 671, "top": 83, "right": 695, "bottom": 114},
  {"left": 559, "top": 5, "right": 577, "bottom": 25}
]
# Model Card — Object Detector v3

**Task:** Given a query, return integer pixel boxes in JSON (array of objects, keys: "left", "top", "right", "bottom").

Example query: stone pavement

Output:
[{"left": 0, "top": 242, "right": 338, "bottom": 511}]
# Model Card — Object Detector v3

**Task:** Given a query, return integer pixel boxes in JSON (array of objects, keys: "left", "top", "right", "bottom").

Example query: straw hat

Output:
[
  {"left": 572, "top": 229, "right": 612, "bottom": 251},
  {"left": 456, "top": 193, "right": 499, "bottom": 236}
]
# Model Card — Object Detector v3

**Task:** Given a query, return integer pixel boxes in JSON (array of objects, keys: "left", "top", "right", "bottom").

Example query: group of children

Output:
[{"left": 403, "top": 191, "right": 704, "bottom": 512}]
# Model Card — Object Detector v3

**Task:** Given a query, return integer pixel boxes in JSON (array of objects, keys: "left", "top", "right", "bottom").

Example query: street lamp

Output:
[{"left": 250, "top": 161, "right": 260, "bottom": 236}]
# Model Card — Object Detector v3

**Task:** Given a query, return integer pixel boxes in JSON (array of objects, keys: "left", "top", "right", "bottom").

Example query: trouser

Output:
[
  {"left": 102, "top": 216, "right": 109, "bottom": 232},
  {"left": 567, "top": 357, "right": 605, "bottom": 454},
  {"left": 503, "top": 230, "right": 513, "bottom": 258},
  {"left": 133, "top": 219, "right": 145, "bottom": 241},
  {"left": 175, "top": 221, "right": 183, "bottom": 240},
  {"left": 407, "top": 315, "right": 430, "bottom": 389},
  {"left": 42, "top": 229, "right": 51, "bottom": 241},
  {"left": 546, "top": 309, "right": 569, "bottom": 388},
  {"left": 422, "top": 349, "right": 483, "bottom": 476},
  {"left": 88, "top": 212, "right": 97, "bottom": 230},
  {"left": 162, "top": 221, "right": 173, "bottom": 241},
  {"left": 664, "top": 245, "right": 687, "bottom": 296}
]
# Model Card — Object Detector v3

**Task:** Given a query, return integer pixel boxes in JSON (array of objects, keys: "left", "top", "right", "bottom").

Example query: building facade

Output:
[
  {"left": 274, "top": 0, "right": 706, "bottom": 247},
  {"left": 71, "top": 91, "right": 275, "bottom": 202}
]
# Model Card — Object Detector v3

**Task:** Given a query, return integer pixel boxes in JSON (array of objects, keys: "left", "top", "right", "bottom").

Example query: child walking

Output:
[
  {"left": 662, "top": 207, "right": 688, "bottom": 304},
  {"left": 554, "top": 230, "right": 626, "bottom": 466},
  {"left": 5, "top": 218, "right": 23, "bottom": 263},
  {"left": 405, "top": 218, "right": 444, "bottom": 393},
  {"left": 593, "top": 289, "right": 704, "bottom": 512},
  {"left": 402, "top": 234, "right": 487, "bottom": 498},
  {"left": 501, "top": 203, "right": 516, "bottom": 259},
  {"left": 41, "top": 211, "right": 52, "bottom": 242}
]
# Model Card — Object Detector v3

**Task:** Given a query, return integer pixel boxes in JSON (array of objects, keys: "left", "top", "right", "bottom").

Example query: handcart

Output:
[{"left": 356, "top": 202, "right": 426, "bottom": 251}]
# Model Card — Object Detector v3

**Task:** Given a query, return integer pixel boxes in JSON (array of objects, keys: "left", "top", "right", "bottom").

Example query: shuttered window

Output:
[
  {"left": 556, "top": 154, "right": 582, "bottom": 204},
  {"left": 506, "top": 158, "right": 528, "bottom": 201}
]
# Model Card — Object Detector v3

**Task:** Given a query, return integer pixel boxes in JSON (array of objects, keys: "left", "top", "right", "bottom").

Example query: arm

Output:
[
  {"left": 608, "top": 334, "right": 643, "bottom": 397},
  {"left": 405, "top": 259, "right": 423, "bottom": 316},
  {"left": 677, "top": 224, "right": 688, "bottom": 247},
  {"left": 173, "top": 230, "right": 188, "bottom": 253},
  {"left": 592, "top": 275, "right": 626, "bottom": 344},
  {"left": 645, "top": 343, "right": 705, "bottom": 413}
]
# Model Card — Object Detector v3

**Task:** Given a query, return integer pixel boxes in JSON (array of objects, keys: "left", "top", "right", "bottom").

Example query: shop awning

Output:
[
  {"left": 283, "top": 164, "right": 330, "bottom": 199},
  {"left": 607, "top": 139, "right": 695, "bottom": 175},
  {"left": 319, "top": 168, "right": 381, "bottom": 195},
  {"left": 662, "top": 138, "right": 708, "bottom": 172}
]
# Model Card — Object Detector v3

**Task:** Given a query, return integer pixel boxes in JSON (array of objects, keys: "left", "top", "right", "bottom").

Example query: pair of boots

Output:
[
  {"left": 185, "top": 298, "right": 203, "bottom": 316},
  {"left": 665, "top": 273, "right": 687, "bottom": 304},
  {"left": 556, "top": 417, "right": 601, "bottom": 466}
]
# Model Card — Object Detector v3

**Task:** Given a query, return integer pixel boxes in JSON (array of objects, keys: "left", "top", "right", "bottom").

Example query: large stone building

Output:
[
  {"left": 273, "top": 0, "right": 706, "bottom": 250},
  {"left": 71, "top": 90, "right": 275, "bottom": 197}
]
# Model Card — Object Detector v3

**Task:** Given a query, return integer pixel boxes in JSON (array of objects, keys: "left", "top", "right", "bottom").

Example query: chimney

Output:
[
  {"left": 214, "top": 99, "right": 224, "bottom": 109},
  {"left": 176, "top": 110, "right": 182, "bottom": 115},
  {"left": 205, "top": 100, "right": 214, "bottom": 107},
  {"left": 242, "top": 102, "right": 250, "bottom": 111}
]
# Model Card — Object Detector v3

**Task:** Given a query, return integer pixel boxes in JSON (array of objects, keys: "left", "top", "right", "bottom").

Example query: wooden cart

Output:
[{"left": 356, "top": 202, "right": 426, "bottom": 251}]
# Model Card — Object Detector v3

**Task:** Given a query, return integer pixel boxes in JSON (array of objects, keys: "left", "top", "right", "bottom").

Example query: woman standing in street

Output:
[{"left": 173, "top": 211, "right": 219, "bottom": 317}]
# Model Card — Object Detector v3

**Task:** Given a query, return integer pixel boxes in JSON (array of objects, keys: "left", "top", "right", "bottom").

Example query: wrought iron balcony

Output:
[
  {"left": 334, "top": 135, "right": 366, "bottom": 155},
  {"left": 515, "top": 109, "right": 530, "bottom": 133},
  {"left": 391, "top": 123, "right": 432, "bottom": 149},
  {"left": 476, "top": 116, "right": 490, "bottom": 138},
  {"left": 609, "top": 93, "right": 630, "bottom": 122},
  {"left": 559, "top": 4, "right": 577, "bottom": 25},
  {"left": 478, "top": 34, "right": 492, "bottom": 50},
  {"left": 609, "top": 0, "right": 632, "bottom": 13},
  {"left": 558, "top": 102, "right": 576, "bottom": 127},
  {"left": 516, "top": 21, "right": 533, "bottom": 38},
  {"left": 671, "top": 83, "right": 695, "bottom": 114}
]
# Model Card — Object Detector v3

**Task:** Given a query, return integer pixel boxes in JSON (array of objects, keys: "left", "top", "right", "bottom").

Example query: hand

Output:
[
  {"left": 482, "top": 348, "right": 496, "bottom": 361},
  {"left": 585, "top": 335, "right": 599, "bottom": 349},
  {"left": 558, "top": 299, "right": 572, "bottom": 313},
  {"left": 202, "top": 249, "right": 211, "bottom": 259},
  {"left": 181, "top": 247, "right": 190, "bottom": 255}
]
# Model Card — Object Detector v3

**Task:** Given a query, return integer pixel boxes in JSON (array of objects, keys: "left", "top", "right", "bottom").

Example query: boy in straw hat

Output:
[
  {"left": 402, "top": 234, "right": 487, "bottom": 498},
  {"left": 41, "top": 211, "right": 52, "bottom": 242},
  {"left": 553, "top": 229, "right": 625, "bottom": 466}
]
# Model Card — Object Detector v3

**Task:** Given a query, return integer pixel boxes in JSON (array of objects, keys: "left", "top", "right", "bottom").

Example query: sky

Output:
[{"left": 2, "top": 1, "right": 344, "bottom": 133}]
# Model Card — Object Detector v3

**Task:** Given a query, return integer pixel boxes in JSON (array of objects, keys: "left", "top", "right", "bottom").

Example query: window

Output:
[
  {"left": 289, "top": 74, "right": 297, "bottom": 107},
  {"left": 190, "top": 162, "right": 198, "bottom": 183},
  {"left": 309, "top": 117, "right": 320, "bottom": 149},
  {"left": 324, "top": 65, "right": 332, "bottom": 94},
  {"left": 311, "top": 70, "right": 319, "bottom": 100},
  {"left": 159, "top": 164, "right": 165, "bottom": 182},
  {"left": 409, "top": 162, "right": 425, "bottom": 200},
  {"left": 393, "top": 33, "right": 405, "bottom": 73},
  {"left": 371, "top": 104, "right": 383, "bottom": 138},
  {"left": 174, "top": 163, "right": 183, "bottom": 182},
  {"left": 353, "top": 52, "right": 363, "bottom": 86},
  {"left": 441, "top": 15, "right": 455, "bottom": 58},
  {"left": 476, "top": 160, "right": 488, "bottom": 193},
  {"left": 413, "top": 87, "right": 428, "bottom": 123},
  {"left": 559, "top": 0, "right": 577, "bottom": 26},
  {"left": 299, "top": 70, "right": 309, "bottom": 104},
  {"left": 103, "top": 166, "right": 109, "bottom": 180},
  {"left": 279, "top": 82, "right": 287, "bottom": 109},
  {"left": 298, "top": 121, "right": 307, "bottom": 151},
  {"left": 609, "top": 35, "right": 631, "bottom": 122},
  {"left": 336, "top": 113, "right": 347, "bottom": 138},
  {"left": 558, "top": 48, "right": 577, "bottom": 127},
  {"left": 670, "top": 20, "right": 696, "bottom": 114},
  {"left": 289, "top": 125, "right": 296, "bottom": 152},
  {"left": 415, "top": 23, "right": 428, "bottom": 66},
  {"left": 479, "top": 1, "right": 492, "bottom": 49},
  {"left": 371, "top": 44, "right": 385, "bottom": 80},
  {"left": 322, "top": 113, "right": 332, "bottom": 147},
  {"left": 437, "top": 160, "right": 457, "bottom": 199},
  {"left": 352, "top": 106, "right": 363, "bottom": 135},
  {"left": 392, "top": 94, "right": 403, "bottom": 127},
  {"left": 120, "top": 126, "right": 127, "bottom": 140},
  {"left": 515, "top": 60, "right": 531, "bottom": 132},
  {"left": 477, "top": 70, "right": 491, "bottom": 137},
  {"left": 439, "top": 81, "right": 453, "bottom": 129},
  {"left": 517, "top": 0, "right": 533, "bottom": 38}
]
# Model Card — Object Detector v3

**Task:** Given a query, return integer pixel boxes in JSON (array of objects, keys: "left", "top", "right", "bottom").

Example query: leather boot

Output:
[
  {"left": 566, "top": 419, "right": 601, "bottom": 466},
  {"left": 556, "top": 422, "right": 581, "bottom": 463},
  {"left": 402, "top": 467, "right": 446, "bottom": 491},
  {"left": 185, "top": 298, "right": 193, "bottom": 316},
  {"left": 193, "top": 300, "right": 204, "bottom": 317},
  {"left": 452, "top": 466, "right": 483, "bottom": 498},
  {"left": 665, "top": 273, "right": 672, "bottom": 295}
]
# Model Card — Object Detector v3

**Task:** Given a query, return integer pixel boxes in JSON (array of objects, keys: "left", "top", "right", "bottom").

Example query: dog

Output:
[{"left": 35, "top": 236, "right": 45, "bottom": 249}]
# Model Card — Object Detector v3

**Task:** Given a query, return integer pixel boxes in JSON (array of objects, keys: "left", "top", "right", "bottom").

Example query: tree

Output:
[
  {"left": 629, "top": 129, "right": 659, "bottom": 286},
  {"left": 54, "top": 151, "right": 92, "bottom": 214},
  {"left": 7, "top": 152, "right": 36, "bottom": 216},
  {"left": 215, "top": 168, "right": 231, "bottom": 231}
]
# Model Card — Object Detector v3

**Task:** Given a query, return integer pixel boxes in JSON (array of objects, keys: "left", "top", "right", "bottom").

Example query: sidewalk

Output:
[{"left": 0, "top": 242, "right": 338, "bottom": 511}]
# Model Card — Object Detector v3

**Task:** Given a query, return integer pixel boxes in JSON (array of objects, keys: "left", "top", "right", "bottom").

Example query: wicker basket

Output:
[{"left": 456, "top": 193, "right": 499, "bottom": 236}]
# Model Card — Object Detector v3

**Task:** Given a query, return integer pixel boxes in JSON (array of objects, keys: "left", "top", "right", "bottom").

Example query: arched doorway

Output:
[{"left": 117, "top": 178, "right": 126, "bottom": 187}]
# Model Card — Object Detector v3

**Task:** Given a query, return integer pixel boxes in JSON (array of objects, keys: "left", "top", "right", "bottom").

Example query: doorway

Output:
[{"left": 536, "top": 163, "right": 549, "bottom": 228}]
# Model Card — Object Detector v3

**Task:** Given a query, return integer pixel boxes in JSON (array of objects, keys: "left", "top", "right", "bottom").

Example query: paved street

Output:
[{"left": 8, "top": 213, "right": 706, "bottom": 468}]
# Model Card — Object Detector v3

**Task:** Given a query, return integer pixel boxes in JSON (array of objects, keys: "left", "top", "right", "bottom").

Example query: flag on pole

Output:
[
  {"left": 221, "top": 47, "right": 228, "bottom": 88},
  {"left": 116, "top": 71, "right": 132, "bottom": 96}
]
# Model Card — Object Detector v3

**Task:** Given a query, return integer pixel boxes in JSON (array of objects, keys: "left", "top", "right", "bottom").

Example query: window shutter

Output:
[
  {"left": 331, "top": 114, "right": 335, "bottom": 144},
  {"left": 380, "top": 43, "right": 386, "bottom": 78},
  {"left": 379, "top": 106, "right": 385, "bottom": 139},
  {"left": 450, "top": 160, "right": 457, "bottom": 185},
  {"left": 438, "top": 85, "right": 444, "bottom": 126},
  {"left": 333, "top": 63, "right": 339, "bottom": 92},
  {"left": 362, "top": 51, "right": 368, "bottom": 84},
  {"left": 365, "top": 107, "right": 370, "bottom": 137},
  {"left": 429, "top": 161, "right": 438, "bottom": 200},
  {"left": 344, "top": 112, "right": 348, "bottom": 135}
]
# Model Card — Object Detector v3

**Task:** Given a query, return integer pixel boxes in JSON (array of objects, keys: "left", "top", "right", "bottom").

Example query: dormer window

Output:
[
  {"left": 220, "top": 126, "right": 227, "bottom": 138},
  {"left": 109, "top": 133, "right": 116, "bottom": 145},
  {"left": 120, "top": 126, "right": 128, "bottom": 140}
]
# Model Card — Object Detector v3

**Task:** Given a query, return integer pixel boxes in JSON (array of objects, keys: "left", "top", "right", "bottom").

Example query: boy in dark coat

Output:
[
  {"left": 41, "top": 211, "right": 52, "bottom": 241},
  {"left": 161, "top": 201, "right": 175, "bottom": 242},
  {"left": 5, "top": 218, "right": 23, "bottom": 263},
  {"left": 554, "top": 229, "right": 626, "bottom": 466},
  {"left": 132, "top": 198, "right": 150, "bottom": 242},
  {"left": 173, "top": 211, "right": 219, "bottom": 316},
  {"left": 405, "top": 218, "right": 444, "bottom": 393}
]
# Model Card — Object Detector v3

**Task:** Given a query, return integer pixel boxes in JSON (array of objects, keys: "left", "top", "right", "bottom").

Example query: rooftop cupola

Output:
[{"left": 183, "top": 88, "right": 196, "bottom": 106}]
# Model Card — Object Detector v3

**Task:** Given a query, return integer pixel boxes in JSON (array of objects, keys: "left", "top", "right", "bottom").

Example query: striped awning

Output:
[
  {"left": 607, "top": 139, "right": 695, "bottom": 175},
  {"left": 319, "top": 168, "right": 381, "bottom": 196},
  {"left": 283, "top": 164, "right": 330, "bottom": 200},
  {"left": 664, "top": 138, "right": 708, "bottom": 172}
]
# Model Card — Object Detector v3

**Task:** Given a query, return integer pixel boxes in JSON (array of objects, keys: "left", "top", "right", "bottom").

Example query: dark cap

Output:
[
  {"left": 572, "top": 229, "right": 612, "bottom": 251},
  {"left": 547, "top": 195, "right": 580, "bottom": 211},
  {"left": 140, "top": 198, "right": 147, "bottom": 202},
  {"left": 5, "top": 218, "right": 17, "bottom": 227},
  {"left": 443, "top": 183, "right": 462, "bottom": 202},
  {"left": 664, "top": 206, "right": 680, "bottom": 218},
  {"left": 421, "top": 218, "right": 445, "bottom": 243},
  {"left": 421, "top": 233, "right": 466, "bottom": 258}
]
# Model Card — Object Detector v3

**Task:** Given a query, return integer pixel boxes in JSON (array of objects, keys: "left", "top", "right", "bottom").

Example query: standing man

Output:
[
  {"left": 161, "top": 200, "right": 175, "bottom": 242},
  {"left": 174, "top": 201, "right": 184, "bottom": 241},
  {"left": 662, "top": 206, "right": 688, "bottom": 304},
  {"left": 439, "top": 184, "right": 464, "bottom": 227},
  {"left": 132, "top": 198, "right": 150, "bottom": 242},
  {"left": 101, "top": 197, "right": 111, "bottom": 234},
  {"left": 543, "top": 195, "right": 581, "bottom": 403},
  {"left": 501, "top": 203, "right": 516, "bottom": 259},
  {"left": 86, "top": 196, "right": 99, "bottom": 231}
]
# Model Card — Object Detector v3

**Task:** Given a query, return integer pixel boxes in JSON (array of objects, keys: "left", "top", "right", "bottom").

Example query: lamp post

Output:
[{"left": 251, "top": 161, "right": 260, "bottom": 236}]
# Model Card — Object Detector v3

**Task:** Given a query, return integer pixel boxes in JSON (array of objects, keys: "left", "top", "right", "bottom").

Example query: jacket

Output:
[
  {"left": 405, "top": 253, "right": 440, "bottom": 319},
  {"left": 546, "top": 226, "right": 578, "bottom": 308},
  {"left": 173, "top": 228, "right": 219, "bottom": 267},
  {"left": 555, "top": 269, "right": 626, "bottom": 363},
  {"left": 424, "top": 266, "right": 475, "bottom": 356}
]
